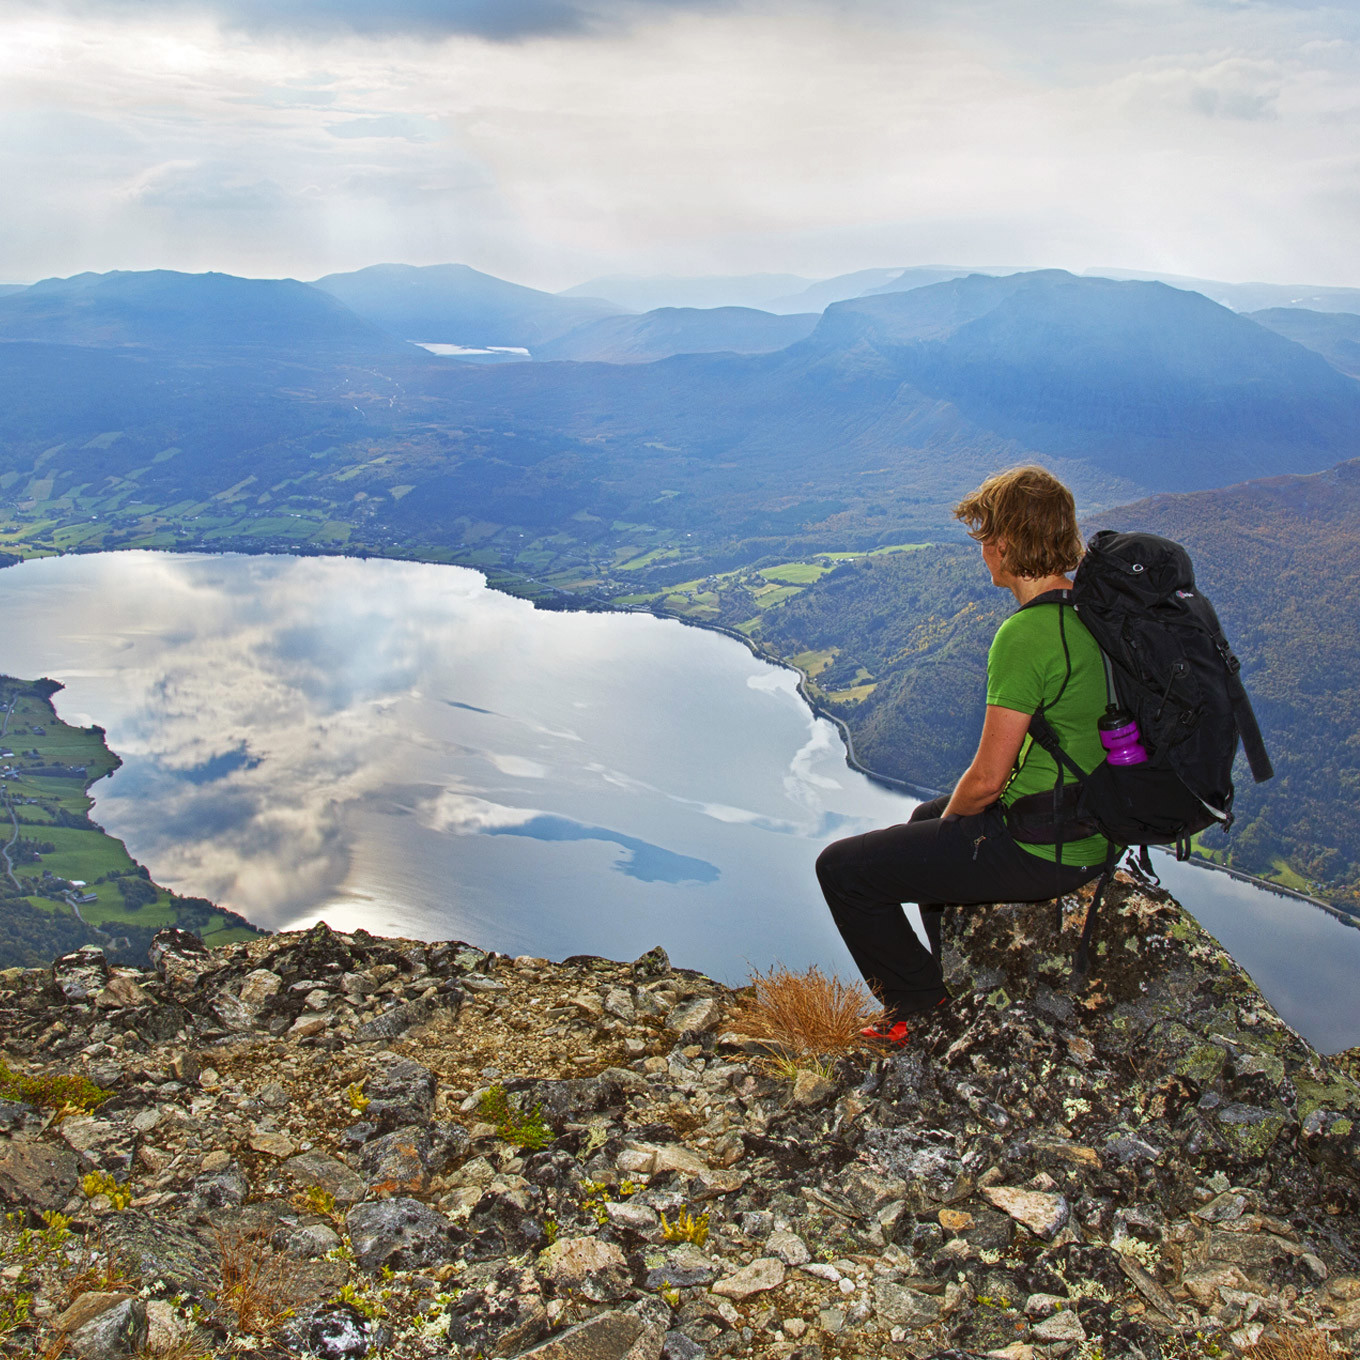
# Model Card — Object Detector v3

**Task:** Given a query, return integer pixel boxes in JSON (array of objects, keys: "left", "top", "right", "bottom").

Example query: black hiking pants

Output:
[{"left": 816, "top": 796, "right": 1101, "bottom": 1020}]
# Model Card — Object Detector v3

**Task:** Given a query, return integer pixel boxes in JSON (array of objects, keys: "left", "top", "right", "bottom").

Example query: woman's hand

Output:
[{"left": 943, "top": 704, "right": 1032, "bottom": 817}]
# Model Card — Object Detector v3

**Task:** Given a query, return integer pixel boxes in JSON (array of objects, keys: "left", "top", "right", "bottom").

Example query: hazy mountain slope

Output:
[
  {"left": 0, "top": 284, "right": 27, "bottom": 298},
  {"left": 1250, "top": 308, "right": 1360, "bottom": 378},
  {"left": 860, "top": 264, "right": 1015, "bottom": 297},
  {"left": 805, "top": 271, "right": 1360, "bottom": 488},
  {"left": 312, "top": 262, "right": 620, "bottom": 347},
  {"left": 409, "top": 270, "right": 1360, "bottom": 506},
  {"left": 761, "top": 267, "right": 927, "bottom": 312},
  {"left": 533, "top": 306, "right": 819, "bottom": 363},
  {"left": 0, "top": 270, "right": 408, "bottom": 357},
  {"left": 557, "top": 272, "right": 809, "bottom": 312},
  {"left": 1083, "top": 268, "right": 1360, "bottom": 315}
]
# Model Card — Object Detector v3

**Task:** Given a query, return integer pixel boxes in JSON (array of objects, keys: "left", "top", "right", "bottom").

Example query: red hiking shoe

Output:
[{"left": 860, "top": 1020, "right": 911, "bottom": 1046}]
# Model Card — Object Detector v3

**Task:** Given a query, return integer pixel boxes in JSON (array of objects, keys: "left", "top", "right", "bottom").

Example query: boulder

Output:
[{"left": 345, "top": 1197, "right": 454, "bottom": 1273}]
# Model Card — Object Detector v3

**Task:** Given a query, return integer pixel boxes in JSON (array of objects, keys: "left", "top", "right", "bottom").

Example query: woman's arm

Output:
[{"left": 942, "top": 704, "right": 1032, "bottom": 818}]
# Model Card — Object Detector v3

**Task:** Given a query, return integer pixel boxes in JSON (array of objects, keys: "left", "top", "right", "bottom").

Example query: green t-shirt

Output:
[{"left": 987, "top": 602, "right": 1112, "bottom": 866}]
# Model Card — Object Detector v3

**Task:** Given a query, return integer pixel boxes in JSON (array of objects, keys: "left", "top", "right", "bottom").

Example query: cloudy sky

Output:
[{"left": 2, "top": 0, "right": 1357, "bottom": 289}]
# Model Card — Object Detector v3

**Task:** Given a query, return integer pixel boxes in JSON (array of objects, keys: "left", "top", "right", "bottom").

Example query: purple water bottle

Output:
[{"left": 1099, "top": 705, "right": 1148, "bottom": 765}]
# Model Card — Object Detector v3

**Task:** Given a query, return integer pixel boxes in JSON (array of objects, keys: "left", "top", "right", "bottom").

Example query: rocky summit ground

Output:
[{"left": 0, "top": 873, "right": 1358, "bottom": 1360}]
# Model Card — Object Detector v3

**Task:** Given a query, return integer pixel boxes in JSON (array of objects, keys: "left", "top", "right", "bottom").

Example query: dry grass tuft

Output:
[
  {"left": 212, "top": 1228, "right": 296, "bottom": 1337},
  {"left": 733, "top": 964, "right": 885, "bottom": 1062},
  {"left": 1245, "top": 1329, "right": 1339, "bottom": 1360},
  {"left": 136, "top": 1334, "right": 212, "bottom": 1360}
]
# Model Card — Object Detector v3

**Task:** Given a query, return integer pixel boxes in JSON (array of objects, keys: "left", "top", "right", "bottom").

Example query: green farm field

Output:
[{"left": 0, "top": 676, "right": 260, "bottom": 966}]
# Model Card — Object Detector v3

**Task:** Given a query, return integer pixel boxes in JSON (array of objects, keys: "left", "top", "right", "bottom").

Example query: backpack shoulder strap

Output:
[
  {"left": 1214, "top": 636, "right": 1274, "bottom": 784},
  {"left": 1016, "top": 587, "right": 1073, "bottom": 613}
]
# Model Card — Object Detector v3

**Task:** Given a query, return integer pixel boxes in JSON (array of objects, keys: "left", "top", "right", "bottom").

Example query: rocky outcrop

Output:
[{"left": 0, "top": 879, "right": 1357, "bottom": 1359}]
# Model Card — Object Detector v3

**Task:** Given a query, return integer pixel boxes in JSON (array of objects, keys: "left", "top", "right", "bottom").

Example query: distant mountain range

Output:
[
  {"left": 1250, "top": 308, "right": 1360, "bottom": 379},
  {"left": 1084, "top": 269, "right": 1360, "bottom": 315},
  {"left": 0, "top": 269, "right": 411, "bottom": 357},
  {"left": 311, "top": 262, "right": 621, "bottom": 347},
  {"left": 533, "top": 306, "right": 819, "bottom": 363},
  {"left": 2, "top": 267, "right": 1358, "bottom": 551},
  {"left": 557, "top": 272, "right": 812, "bottom": 312}
]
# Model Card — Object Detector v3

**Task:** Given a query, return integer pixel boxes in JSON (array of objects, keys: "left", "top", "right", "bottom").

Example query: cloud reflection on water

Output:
[{"left": 2, "top": 551, "right": 920, "bottom": 970}]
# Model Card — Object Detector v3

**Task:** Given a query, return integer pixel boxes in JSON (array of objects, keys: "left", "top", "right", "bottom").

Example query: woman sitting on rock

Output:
[{"left": 816, "top": 465, "right": 1114, "bottom": 1043}]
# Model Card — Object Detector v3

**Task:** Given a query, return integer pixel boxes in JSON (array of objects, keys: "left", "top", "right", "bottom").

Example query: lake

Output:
[{"left": 1, "top": 551, "right": 1356, "bottom": 1053}]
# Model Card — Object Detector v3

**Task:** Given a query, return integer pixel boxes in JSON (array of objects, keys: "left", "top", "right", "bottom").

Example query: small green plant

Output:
[
  {"left": 479, "top": 1083, "right": 553, "bottom": 1151},
  {"left": 543, "top": 1215, "right": 559, "bottom": 1246},
  {"left": 335, "top": 1280, "right": 388, "bottom": 1320},
  {"left": 579, "top": 1178, "right": 612, "bottom": 1225},
  {"left": 765, "top": 1051, "right": 836, "bottom": 1083},
  {"left": 296, "top": 1184, "right": 338, "bottom": 1219},
  {"left": 660, "top": 1208, "right": 710, "bottom": 1247},
  {"left": 80, "top": 1169, "right": 132, "bottom": 1210},
  {"left": 657, "top": 1283, "right": 681, "bottom": 1309},
  {"left": 345, "top": 1082, "right": 370, "bottom": 1113},
  {"left": 0, "top": 1057, "right": 111, "bottom": 1115},
  {"left": 1, "top": 1212, "right": 74, "bottom": 1341},
  {"left": 0, "top": 1287, "right": 32, "bottom": 1339}
]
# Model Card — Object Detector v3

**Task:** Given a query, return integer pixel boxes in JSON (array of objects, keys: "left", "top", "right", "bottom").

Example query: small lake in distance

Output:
[{"left": 1, "top": 551, "right": 1357, "bottom": 1054}]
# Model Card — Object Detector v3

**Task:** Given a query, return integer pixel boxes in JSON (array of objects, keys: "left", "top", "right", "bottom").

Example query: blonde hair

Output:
[{"left": 953, "top": 465, "right": 1083, "bottom": 579}]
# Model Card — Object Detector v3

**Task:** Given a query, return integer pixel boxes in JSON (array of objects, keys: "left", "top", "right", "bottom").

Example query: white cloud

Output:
[{"left": 0, "top": 0, "right": 1357, "bottom": 285}]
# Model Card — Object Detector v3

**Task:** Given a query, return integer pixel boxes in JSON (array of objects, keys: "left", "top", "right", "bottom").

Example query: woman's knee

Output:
[{"left": 815, "top": 837, "right": 851, "bottom": 888}]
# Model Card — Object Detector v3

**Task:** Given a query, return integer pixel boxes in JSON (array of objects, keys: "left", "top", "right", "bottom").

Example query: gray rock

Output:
[
  {"left": 662, "top": 1333, "right": 706, "bottom": 1360},
  {"left": 58, "top": 1116, "right": 136, "bottom": 1176},
  {"left": 101, "top": 1212, "right": 220, "bottom": 1294},
  {"left": 445, "top": 1264, "right": 547, "bottom": 1357},
  {"left": 873, "top": 1280, "right": 943, "bottom": 1330},
  {"left": 284, "top": 1221, "right": 343, "bottom": 1258},
  {"left": 666, "top": 998, "right": 721, "bottom": 1035},
  {"left": 711, "top": 1257, "right": 785, "bottom": 1299},
  {"left": 515, "top": 1310, "right": 656, "bottom": 1360},
  {"left": 1032, "top": 1308, "right": 1087, "bottom": 1342},
  {"left": 358, "top": 1126, "right": 436, "bottom": 1193},
  {"left": 211, "top": 968, "right": 283, "bottom": 1031},
  {"left": 1106, "top": 1133, "right": 1162, "bottom": 1165},
  {"left": 645, "top": 1243, "right": 720, "bottom": 1289},
  {"left": 286, "top": 1301, "right": 384, "bottom": 1358},
  {"left": 53, "top": 946, "right": 109, "bottom": 1002},
  {"left": 149, "top": 928, "right": 212, "bottom": 989},
  {"left": 606, "top": 1199, "right": 661, "bottom": 1233},
  {"left": 363, "top": 1054, "right": 436, "bottom": 1128},
  {"left": 514, "top": 1074, "right": 624, "bottom": 1124},
  {"left": 766, "top": 1230, "right": 810, "bottom": 1265},
  {"left": 355, "top": 989, "right": 461, "bottom": 1041},
  {"left": 283, "top": 1150, "right": 367, "bottom": 1204},
  {"left": 345, "top": 1197, "right": 453, "bottom": 1273},
  {"left": 632, "top": 946, "right": 671, "bottom": 978},
  {"left": 193, "top": 1162, "right": 248, "bottom": 1208},
  {"left": 0, "top": 1097, "right": 43, "bottom": 1136},
  {"left": 603, "top": 988, "right": 637, "bottom": 1021},
  {"left": 67, "top": 1297, "right": 148, "bottom": 1359},
  {"left": 0, "top": 1138, "right": 81, "bottom": 1211}
]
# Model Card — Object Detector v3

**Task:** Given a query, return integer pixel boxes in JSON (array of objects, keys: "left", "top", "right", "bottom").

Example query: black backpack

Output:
[{"left": 1009, "top": 530, "right": 1273, "bottom": 971}]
